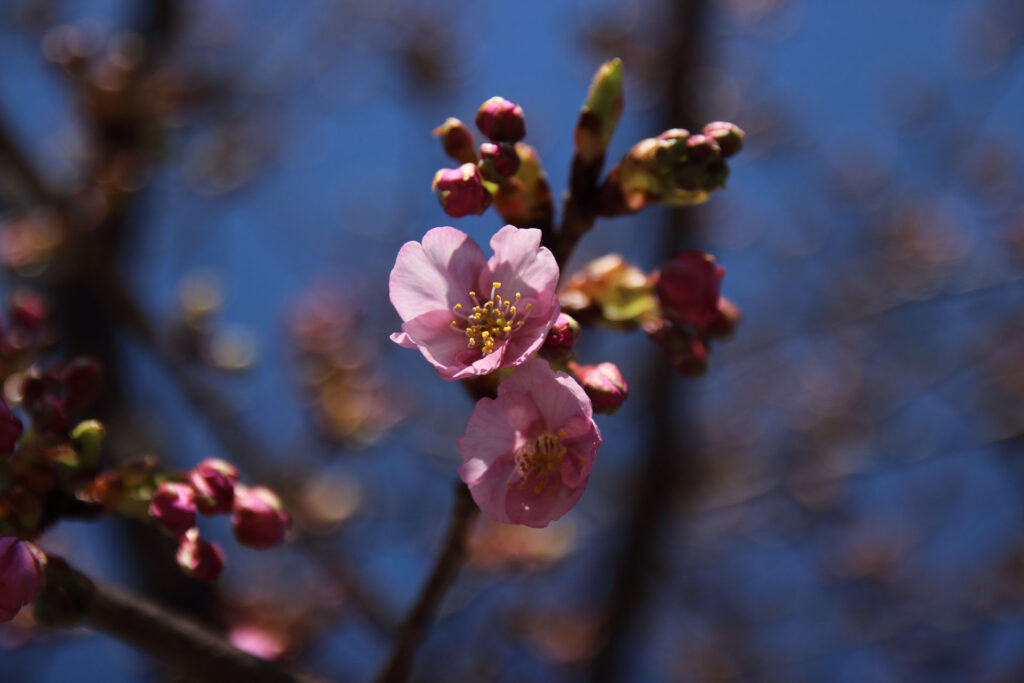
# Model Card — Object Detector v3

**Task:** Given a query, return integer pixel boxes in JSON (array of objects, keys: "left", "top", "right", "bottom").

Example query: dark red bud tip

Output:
[
  {"left": 475, "top": 97, "right": 526, "bottom": 143},
  {"left": 149, "top": 482, "right": 197, "bottom": 537},
  {"left": 433, "top": 117, "right": 477, "bottom": 165},
  {"left": 233, "top": 486, "right": 290, "bottom": 549},
  {"left": 479, "top": 142, "right": 521, "bottom": 179},
  {"left": 433, "top": 164, "right": 492, "bottom": 218},
  {"left": 702, "top": 121, "right": 745, "bottom": 158},
  {"left": 656, "top": 250, "right": 724, "bottom": 329},
  {"left": 9, "top": 290, "right": 48, "bottom": 330},
  {"left": 189, "top": 458, "right": 238, "bottom": 516},
  {"left": 176, "top": 529, "right": 224, "bottom": 582},
  {"left": 684, "top": 134, "right": 721, "bottom": 162},
  {"left": 61, "top": 357, "right": 103, "bottom": 413},
  {"left": 570, "top": 361, "right": 628, "bottom": 415},
  {"left": 539, "top": 313, "right": 581, "bottom": 362}
]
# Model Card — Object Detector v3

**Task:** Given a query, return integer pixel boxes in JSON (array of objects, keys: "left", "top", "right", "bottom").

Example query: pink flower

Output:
[
  {"left": 390, "top": 225, "right": 560, "bottom": 381},
  {"left": 433, "top": 164, "right": 491, "bottom": 218},
  {"left": 233, "top": 486, "right": 290, "bottom": 549},
  {"left": 0, "top": 537, "right": 45, "bottom": 622},
  {"left": 457, "top": 359, "right": 601, "bottom": 528},
  {"left": 149, "top": 482, "right": 197, "bottom": 537}
]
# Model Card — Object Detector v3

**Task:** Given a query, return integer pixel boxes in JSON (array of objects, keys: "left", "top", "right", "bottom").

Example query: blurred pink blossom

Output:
[{"left": 0, "top": 537, "right": 45, "bottom": 622}]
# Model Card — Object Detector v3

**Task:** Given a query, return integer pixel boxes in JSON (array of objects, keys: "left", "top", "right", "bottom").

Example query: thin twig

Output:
[
  {"left": 373, "top": 482, "right": 478, "bottom": 683},
  {"left": 44, "top": 558, "right": 331, "bottom": 683}
]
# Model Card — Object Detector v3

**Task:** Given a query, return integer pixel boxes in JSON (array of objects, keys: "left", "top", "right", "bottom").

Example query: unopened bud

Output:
[
  {"left": 189, "top": 458, "right": 238, "bottom": 516},
  {"left": 70, "top": 420, "right": 105, "bottom": 469},
  {"left": 706, "top": 297, "right": 741, "bottom": 339},
  {"left": 539, "top": 313, "right": 581, "bottom": 363},
  {"left": 475, "top": 97, "right": 526, "bottom": 143},
  {"left": 684, "top": 134, "right": 721, "bottom": 163},
  {"left": 0, "top": 537, "right": 45, "bottom": 622},
  {"left": 148, "top": 482, "right": 196, "bottom": 537},
  {"left": 233, "top": 486, "right": 290, "bottom": 549},
  {"left": 9, "top": 290, "right": 48, "bottom": 330},
  {"left": 702, "top": 121, "right": 745, "bottom": 158},
  {"left": 643, "top": 317, "right": 709, "bottom": 377},
  {"left": 656, "top": 251, "right": 724, "bottom": 329},
  {"left": 433, "top": 164, "right": 492, "bottom": 218},
  {"left": 570, "top": 361, "right": 628, "bottom": 415},
  {"left": 176, "top": 528, "right": 224, "bottom": 582},
  {"left": 575, "top": 58, "right": 624, "bottom": 162},
  {"left": 479, "top": 142, "right": 520, "bottom": 180},
  {"left": 433, "top": 117, "right": 477, "bottom": 164}
]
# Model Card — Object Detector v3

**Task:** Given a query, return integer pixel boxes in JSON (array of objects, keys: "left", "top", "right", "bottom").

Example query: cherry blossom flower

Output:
[
  {"left": 457, "top": 359, "right": 601, "bottom": 528},
  {"left": 390, "top": 225, "right": 560, "bottom": 380}
]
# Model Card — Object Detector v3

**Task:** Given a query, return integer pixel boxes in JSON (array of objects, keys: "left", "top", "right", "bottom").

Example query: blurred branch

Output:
[
  {"left": 373, "top": 481, "right": 477, "bottom": 683},
  {"left": 589, "top": 1, "right": 709, "bottom": 681},
  {"left": 47, "top": 559, "right": 330, "bottom": 683}
]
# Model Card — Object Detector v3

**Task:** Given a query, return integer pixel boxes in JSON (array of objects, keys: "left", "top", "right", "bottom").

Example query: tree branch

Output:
[{"left": 373, "top": 481, "right": 478, "bottom": 683}]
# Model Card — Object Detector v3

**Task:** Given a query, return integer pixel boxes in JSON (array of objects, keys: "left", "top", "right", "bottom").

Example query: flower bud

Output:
[
  {"left": 70, "top": 419, "right": 105, "bottom": 470},
  {"left": 539, "top": 313, "right": 581, "bottom": 363},
  {"left": 643, "top": 317, "right": 709, "bottom": 377},
  {"left": 0, "top": 537, "right": 45, "bottom": 622},
  {"left": 189, "top": 458, "right": 238, "bottom": 516},
  {"left": 575, "top": 58, "right": 624, "bottom": 162},
  {"left": 433, "top": 163, "right": 492, "bottom": 218},
  {"left": 702, "top": 121, "right": 745, "bottom": 158},
  {"left": 148, "top": 482, "right": 196, "bottom": 537},
  {"left": 479, "top": 142, "right": 520, "bottom": 180},
  {"left": 176, "top": 528, "right": 224, "bottom": 582},
  {"left": 706, "top": 296, "right": 741, "bottom": 339},
  {"left": 684, "top": 134, "right": 721, "bottom": 163},
  {"left": 433, "top": 117, "right": 477, "bottom": 165},
  {"left": 60, "top": 357, "right": 102, "bottom": 413},
  {"left": 475, "top": 96, "right": 526, "bottom": 143},
  {"left": 656, "top": 251, "right": 724, "bottom": 329},
  {"left": 0, "top": 398, "right": 22, "bottom": 453},
  {"left": 233, "top": 485, "right": 290, "bottom": 549},
  {"left": 570, "top": 361, "right": 628, "bottom": 415}
]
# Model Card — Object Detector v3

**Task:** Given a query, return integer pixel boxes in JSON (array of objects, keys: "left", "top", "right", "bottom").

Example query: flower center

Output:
[
  {"left": 510, "top": 430, "right": 567, "bottom": 494},
  {"left": 450, "top": 282, "right": 531, "bottom": 355}
]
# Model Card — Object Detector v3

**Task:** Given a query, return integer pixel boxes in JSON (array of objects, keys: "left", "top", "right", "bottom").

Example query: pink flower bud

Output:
[
  {"left": 538, "top": 313, "right": 581, "bottom": 363},
  {"left": 60, "top": 356, "right": 103, "bottom": 413},
  {"left": 706, "top": 296, "right": 741, "bottom": 339},
  {"left": 479, "top": 142, "right": 520, "bottom": 180},
  {"left": 432, "top": 163, "right": 492, "bottom": 218},
  {"left": 175, "top": 528, "right": 224, "bottom": 582},
  {"left": 702, "top": 121, "right": 745, "bottom": 158},
  {"left": 0, "top": 537, "right": 45, "bottom": 622},
  {"left": 643, "top": 318, "right": 710, "bottom": 377},
  {"left": 433, "top": 117, "right": 477, "bottom": 165},
  {"left": 189, "top": 458, "right": 238, "bottom": 516},
  {"left": 570, "top": 361, "right": 628, "bottom": 415},
  {"left": 684, "top": 134, "right": 721, "bottom": 163},
  {"left": 149, "top": 482, "right": 197, "bottom": 537},
  {"left": 0, "top": 398, "right": 23, "bottom": 453},
  {"left": 656, "top": 251, "right": 724, "bottom": 329},
  {"left": 232, "top": 486, "right": 290, "bottom": 549},
  {"left": 475, "top": 97, "right": 526, "bottom": 143}
]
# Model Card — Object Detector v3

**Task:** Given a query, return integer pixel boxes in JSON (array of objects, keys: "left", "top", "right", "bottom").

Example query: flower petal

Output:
[
  {"left": 485, "top": 226, "right": 559, "bottom": 298},
  {"left": 389, "top": 227, "right": 486, "bottom": 322},
  {"left": 504, "top": 478, "right": 585, "bottom": 528},
  {"left": 400, "top": 310, "right": 475, "bottom": 380}
]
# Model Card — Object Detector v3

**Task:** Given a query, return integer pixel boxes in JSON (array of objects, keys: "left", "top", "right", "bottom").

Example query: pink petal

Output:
[
  {"left": 389, "top": 227, "right": 486, "bottom": 322},
  {"left": 500, "top": 360, "right": 593, "bottom": 429},
  {"left": 457, "top": 396, "right": 521, "bottom": 470},
  {"left": 462, "top": 464, "right": 513, "bottom": 524},
  {"left": 504, "top": 477, "right": 585, "bottom": 528},
  {"left": 399, "top": 310, "right": 476, "bottom": 380},
  {"left": 389, "top": 331, "right": 417, "bottom": 349},
  {"left": 486, "top": 227, "right": 559, "bottom": 300}
]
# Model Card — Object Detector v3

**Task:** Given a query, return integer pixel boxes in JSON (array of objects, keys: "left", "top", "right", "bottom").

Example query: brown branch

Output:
[
  {"left": 44, "top": 558, "right": 330, "bottom": 683},
  {"left": 373, "top": 481, "right": 478, "bottom": 683}
]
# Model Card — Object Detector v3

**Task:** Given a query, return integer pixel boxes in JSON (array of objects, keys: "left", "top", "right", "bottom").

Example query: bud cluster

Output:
[
  {"left": 644, "top": 251, "right": 741, "bottom": 377},
  {"left": 602, "top": 122, "right": 744, "bottom": 213},
  {"left": 148, "top": 459, "right": 291, "bottom": 581},
  {"left": 432, "top": 98, "right": 553, "bottom": 228}
]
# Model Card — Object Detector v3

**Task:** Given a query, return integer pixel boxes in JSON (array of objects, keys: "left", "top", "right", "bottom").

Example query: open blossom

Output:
[
  {"left": 0, "top": 537, "right": 45, "bottom": 622},
  {"left": 457, "top": 359, "right": 601, "bottom": 528},
  {"left": 390, "top": 225, "right": 560, "bottom": 380}
]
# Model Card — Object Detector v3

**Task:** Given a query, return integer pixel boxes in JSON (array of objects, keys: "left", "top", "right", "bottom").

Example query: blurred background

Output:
[{"left": 2, "top": 0, "right": 1024, "bottom": 681}]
